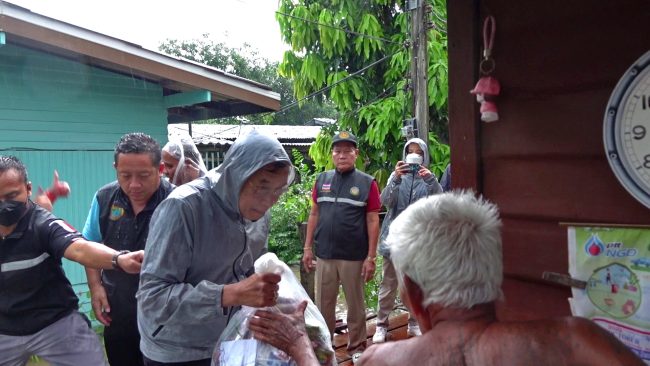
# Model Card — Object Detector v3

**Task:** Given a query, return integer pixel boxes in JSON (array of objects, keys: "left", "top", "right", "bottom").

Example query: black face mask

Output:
[{"left": 0, "top": 200, "right": 27, "bottom": 226}]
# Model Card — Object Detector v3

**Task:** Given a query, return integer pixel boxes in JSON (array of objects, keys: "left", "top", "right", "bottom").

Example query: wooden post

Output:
[{"left": 410, "top": 0, "right": 429, "bottom": 140}]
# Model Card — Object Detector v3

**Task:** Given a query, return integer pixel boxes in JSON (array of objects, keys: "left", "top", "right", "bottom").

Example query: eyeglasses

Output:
[
  {"left": 249, "top": 183, "right": 289, "bottom": 199},
  {"left": 332, "top": 149, "right": 356, "bottom": 155}
]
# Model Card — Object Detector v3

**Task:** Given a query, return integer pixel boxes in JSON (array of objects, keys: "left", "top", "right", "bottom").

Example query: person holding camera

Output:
[{"left": 372, "top": 138, "right": 442, "bottom": 344}]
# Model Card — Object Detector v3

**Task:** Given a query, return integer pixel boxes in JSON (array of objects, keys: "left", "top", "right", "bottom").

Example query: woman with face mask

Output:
[{"left": 372, "top": 138, "right": 443, "bottom": 344}]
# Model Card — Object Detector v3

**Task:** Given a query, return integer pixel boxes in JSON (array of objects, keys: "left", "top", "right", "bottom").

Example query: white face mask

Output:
[
  {"left": 405, "top": 153, "right": 423, "bottom": 175},
  {"left": 405, "top": 153, "right": 423, "bottom": 165}
]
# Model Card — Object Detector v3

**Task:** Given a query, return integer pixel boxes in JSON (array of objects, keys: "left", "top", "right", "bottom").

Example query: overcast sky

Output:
[{"left": 6, "top": 0, "right": 289, "bottom": 62}]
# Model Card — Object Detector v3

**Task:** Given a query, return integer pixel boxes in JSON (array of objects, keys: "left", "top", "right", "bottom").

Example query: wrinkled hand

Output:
[
  {"left": 302, "top": 250, "right": 315, "bottom": 273},
  {"left": 231, "top": 273, "right": 281, "bottom": 308},
  {"left": 117, "top": 250, "right": 144, "bottom": 274},
  {"left": 361, "top": 260, "right": 376, "bottom": 283},
  {"left": 249, "top": 301, "right": 314, "bottom": 361},
  {"left": 89, "top": 284, "right": 112, "bottom": 326}
]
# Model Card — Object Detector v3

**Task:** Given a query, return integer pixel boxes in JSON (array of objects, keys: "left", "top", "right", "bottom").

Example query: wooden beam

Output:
[
  {"left": 164, "top": 90, "right": 211, "bottom": 108},
  {"left": 447, "top": 0, "right": 481, "bottom": 191},
  {"left": 166, "top": 102, "right": 270, "bottom": 124}
]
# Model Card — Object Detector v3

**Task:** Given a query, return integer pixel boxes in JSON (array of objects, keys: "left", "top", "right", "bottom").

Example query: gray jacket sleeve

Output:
[
  {"left": 137, "top": 198, "right": 229, "bottom": 328},
  {"left": 380, "top": 172, "right": 401, "bottom": 208},
  {"left": 424, "top": 173, "right": 443, "bottom": 195},
  {"left": 440, "top": 165, "right": 451, "bottom": 192}
]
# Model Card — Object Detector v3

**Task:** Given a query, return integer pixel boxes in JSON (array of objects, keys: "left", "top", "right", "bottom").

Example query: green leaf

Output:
[{"left": 278, "top": 0, "right": 449, "bottom": 177}]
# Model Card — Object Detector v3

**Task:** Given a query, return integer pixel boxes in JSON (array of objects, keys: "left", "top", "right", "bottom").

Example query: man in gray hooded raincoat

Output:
[
  {"left": 372, "top": 137, "right": 442, "bottom": 344},
  {"left": 136, "top": 131, "right": 294, "bottom": 365}
]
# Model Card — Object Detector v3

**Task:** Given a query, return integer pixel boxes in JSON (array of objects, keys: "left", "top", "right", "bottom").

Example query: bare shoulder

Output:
[
  {"left": 560, "top": 317, "right": 644, "bottom": 365},
  {"left": 473, "top": 318, "right": 643, "bottom": 366},
  {"left": 358, "top": 339, "right": 424, "bottom": 366},
  {"left": 357, "top": 343, "right": 393, "bottom": 366},
  {"left": 360, "top": 334, "right": 461, "bottom": 366}
]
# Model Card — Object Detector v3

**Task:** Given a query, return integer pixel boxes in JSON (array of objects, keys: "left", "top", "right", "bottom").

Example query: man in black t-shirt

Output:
[{"left": 0, "top": 155, "right": 144, "bottom": 366}]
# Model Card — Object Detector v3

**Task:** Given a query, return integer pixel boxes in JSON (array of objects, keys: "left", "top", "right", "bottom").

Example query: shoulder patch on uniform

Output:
[
  {"left": 109, "top": 205, "right": 125, "bottom": 221},
  {"left": 50, "top": 219, "right": 77, "bottom": 233},
  {"left": 350, "top": 186, "right": 360, "bottom": 196}
]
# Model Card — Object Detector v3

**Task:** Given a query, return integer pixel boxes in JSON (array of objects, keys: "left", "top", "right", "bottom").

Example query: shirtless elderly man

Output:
[{"left": 251, "top": 191, "right": 643, "bottom": 366}]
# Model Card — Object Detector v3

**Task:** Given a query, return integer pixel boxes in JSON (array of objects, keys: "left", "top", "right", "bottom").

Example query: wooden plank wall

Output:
[
  {"left": 448, "top": 0, "right": 650, "bottom": 320},
  {"left": 0, "top": 44, "right": 167, "bottom": 151},
  {"left": 0, "top": 43, "right": 169, "bottom": 319},
  {"left": 0, "top": 43, "right": 168, "bottom": 229}
]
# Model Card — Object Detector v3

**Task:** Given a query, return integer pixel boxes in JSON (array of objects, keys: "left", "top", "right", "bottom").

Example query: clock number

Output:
[
  {"left": 645, "top": 155, "right": 650, "bottom": 169},
  {"left": 643, "top": 95, "right": 650, "bottom": 110},
  {"left": 632, "top": 125, "right": 646, "bottom": 140}
]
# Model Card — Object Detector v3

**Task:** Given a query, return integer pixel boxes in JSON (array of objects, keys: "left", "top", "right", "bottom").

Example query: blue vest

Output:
[{"left": 96, "top": 180, "right": 173, "bottom": 322}]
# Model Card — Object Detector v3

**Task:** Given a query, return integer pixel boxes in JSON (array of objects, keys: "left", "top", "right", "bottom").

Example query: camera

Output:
[
  {"left": 405, "top": 153, "right": 423, "bottom": 174},
  {"left": 401, "top": 118, "right": 418, "bottom": 139}
]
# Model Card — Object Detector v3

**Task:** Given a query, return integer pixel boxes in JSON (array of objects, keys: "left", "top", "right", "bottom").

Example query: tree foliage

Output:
[
  {"left": 277, "top": 0, "right": 449, "bottom": 185},
  {"left": 158, "top": 35, "right": 337, "bottom": 125},
  {"left": 268, "top": 150, "right": 316, "bottom": 264}
]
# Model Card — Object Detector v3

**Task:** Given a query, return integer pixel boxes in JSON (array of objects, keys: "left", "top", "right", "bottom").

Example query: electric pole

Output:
[{"left": 409, "top": 0, "right": 429, "bottom": 140}]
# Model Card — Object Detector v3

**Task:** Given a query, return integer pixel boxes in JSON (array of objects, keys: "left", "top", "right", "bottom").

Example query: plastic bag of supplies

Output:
[{"left": 212, "top": 252, "right": 335, "bottom": 366}]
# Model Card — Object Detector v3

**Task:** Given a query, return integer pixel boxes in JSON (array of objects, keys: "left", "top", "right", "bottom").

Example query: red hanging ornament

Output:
[
  {"left": 471, "top": 15, "right": 500, "bottom": 123},
  {"left": 470, "top": 75, "right": 500, "bottom": 123}
]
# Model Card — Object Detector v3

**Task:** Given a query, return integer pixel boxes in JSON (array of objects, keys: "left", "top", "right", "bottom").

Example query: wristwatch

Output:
[{"left": 111, "top": 250, "right": 130, "bottom": 272}]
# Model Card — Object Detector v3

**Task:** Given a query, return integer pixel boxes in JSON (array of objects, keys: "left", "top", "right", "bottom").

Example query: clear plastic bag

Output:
[
  {"left": 212, "top": 253, "right": 335, "bottom": 366},
  {"left": 162, "top": 136, "right": 208, "bottom": 185}
]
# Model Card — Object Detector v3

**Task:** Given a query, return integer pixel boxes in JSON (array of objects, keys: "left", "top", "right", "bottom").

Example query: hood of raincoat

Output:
[
  {"left": 213, "top": 130, "right": 294, "bottom": 217},
  {"left": 162, "top": 136, "right": 208, "bottom": 186},
  {"left": 402, "top": 137, "right": 430, "bottom": 166},
  {"left": 378, "top": 137, "right": 442, "bottom": 258}
]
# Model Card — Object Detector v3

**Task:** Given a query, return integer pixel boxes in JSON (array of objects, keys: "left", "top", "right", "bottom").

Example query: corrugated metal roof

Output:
[{"left": 168, "top": 124, "right": 323, "bottom": 146}]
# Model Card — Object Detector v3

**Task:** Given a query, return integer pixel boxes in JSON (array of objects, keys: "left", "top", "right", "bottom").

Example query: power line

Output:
[
  {"left": 174, "top": 121, "right": 250, "bottom": 144},
  {"left": 349, "top": 84, "right": 399, "bottom": 117},
  {"left": 270, "top": 51, "right": 397, "bottom": 117}
]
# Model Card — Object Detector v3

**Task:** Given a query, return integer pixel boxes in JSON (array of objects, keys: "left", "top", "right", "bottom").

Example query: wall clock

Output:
[{"left": 604, "top": 50, "right": 650, "bottom": 210}]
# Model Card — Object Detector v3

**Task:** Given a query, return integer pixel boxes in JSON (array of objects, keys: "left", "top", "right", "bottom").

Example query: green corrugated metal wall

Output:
[{"left": 0, "top": 44, "right": 168, "bottom": 325}]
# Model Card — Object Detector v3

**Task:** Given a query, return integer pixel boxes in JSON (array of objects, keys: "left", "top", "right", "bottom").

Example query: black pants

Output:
[
  {"left": 104, "top": 318, "right": 144, "bottom": 366},
  {"left": 143, "top": 356, "right": 211, "bottom": 366}
]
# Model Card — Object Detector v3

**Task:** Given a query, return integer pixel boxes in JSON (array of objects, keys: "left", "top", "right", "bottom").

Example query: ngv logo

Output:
[
  {"left": 584, "top": 234, "right": 637, "bottom": 258},
  {"left": 585, "top": 234, "right": 605, "bottom": 256}
]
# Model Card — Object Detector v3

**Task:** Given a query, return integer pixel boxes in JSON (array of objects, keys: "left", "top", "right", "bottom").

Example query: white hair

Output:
[{"left": 388, "top": 190, "right": 502, "bottom": 309}]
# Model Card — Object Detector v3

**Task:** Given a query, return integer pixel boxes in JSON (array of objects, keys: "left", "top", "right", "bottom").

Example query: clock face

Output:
[{"left": 604, "top": 50, "right": 650, "bottom": 209}]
